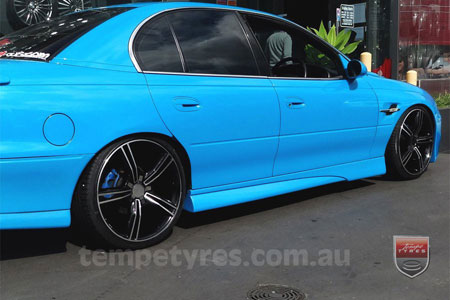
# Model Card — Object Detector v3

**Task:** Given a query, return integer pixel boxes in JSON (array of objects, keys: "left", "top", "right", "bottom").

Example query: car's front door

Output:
[
  {"left": 134, "top": 9, "right": 280, "bottom": 189},
  {"left": 243, "top": 14, "right": 379, "bottom": 175}
]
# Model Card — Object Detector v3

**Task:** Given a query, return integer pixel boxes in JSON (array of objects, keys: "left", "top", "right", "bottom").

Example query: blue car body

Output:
[{"left": 0, "top": 2, "right": 441, "bottom": 229}]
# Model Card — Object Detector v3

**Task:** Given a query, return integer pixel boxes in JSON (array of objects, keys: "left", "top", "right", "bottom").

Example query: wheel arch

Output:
[
  {"left": 386, "top": 103, "right": 438, "bottom": 159},
  {"left": 70, "top": 132, "right": 192, "bottom": 210}
]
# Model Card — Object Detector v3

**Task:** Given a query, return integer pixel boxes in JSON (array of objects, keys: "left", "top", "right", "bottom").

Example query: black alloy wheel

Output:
[
  {"left": 73, "top": 136, "right": 186, "bottom": 249},
  {"left": 386, "top": 105, "right": 435, "bottom": 179}
]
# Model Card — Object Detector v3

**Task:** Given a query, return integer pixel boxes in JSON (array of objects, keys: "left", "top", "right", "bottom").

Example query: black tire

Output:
[
  {"left": 72, "top": 136, "right": 186, "bottom": 249},
  {"left": 385, "top": 105, "right": 435, "bottom": 180},
  {"left": 7, "top": 0, "right": 57, "bottom": 30}
]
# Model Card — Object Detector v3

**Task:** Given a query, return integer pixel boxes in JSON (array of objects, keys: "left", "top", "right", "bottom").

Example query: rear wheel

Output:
[
  {"left": 385, "top": 106, "right": 435, "bottom": 180},
  {"left": 73, "top": 136, "right": 186, "bottom": 249}
]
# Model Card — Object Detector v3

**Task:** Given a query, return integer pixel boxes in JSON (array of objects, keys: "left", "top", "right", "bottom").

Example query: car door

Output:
[
  {"left": 133, "top": 9, "right": 280, "bottom": 189},
  {"left": 243, "top": 14, "right": 379, "bottom": 175}
]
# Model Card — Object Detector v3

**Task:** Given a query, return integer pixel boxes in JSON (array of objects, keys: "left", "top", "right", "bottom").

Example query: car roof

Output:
[{"left": 108, "top": 1, "right": 281, "bottom": 18}]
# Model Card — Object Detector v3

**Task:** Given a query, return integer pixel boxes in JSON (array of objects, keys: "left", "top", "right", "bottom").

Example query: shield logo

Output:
[{"left": 393, "top": 236, "right": 429, "bottom": 278}]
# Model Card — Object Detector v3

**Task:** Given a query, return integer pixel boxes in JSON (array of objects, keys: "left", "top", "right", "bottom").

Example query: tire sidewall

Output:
[
  {"left": 387, "top": 105, "right": 434, "bottom": 180},
  {"left": 78, "top": 136, "right": 187, "bottom": 250}
]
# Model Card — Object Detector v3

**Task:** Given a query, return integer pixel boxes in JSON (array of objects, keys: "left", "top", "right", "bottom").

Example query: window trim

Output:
[
  {"left": 133, "top": 14, "right": 185, "bottom": 73},
  {"left": 166, "top": 16, "right": 187, "bottom": 73},
  {"left": 132, "top": 7, "right": 261, "bottom": 76},
  {"left": 129, "top": 6, "right": 349, "bottom": 80}
]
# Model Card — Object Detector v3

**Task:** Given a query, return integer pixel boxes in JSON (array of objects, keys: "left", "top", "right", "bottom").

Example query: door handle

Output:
[
  {"left": 287, "top": 101, "right": 306, "bottom": 109},
  {"left": 173, "top": 97, "right": 201, "bottom": 112}
]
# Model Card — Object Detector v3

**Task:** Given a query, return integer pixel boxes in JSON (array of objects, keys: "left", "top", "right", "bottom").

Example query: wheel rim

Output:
[
  {"left": 398, "top": 108, "right": 434, "bottom": 175},
  {"left": 96, "top": 139, "right": 182, "bottom": 243},
  {"left": 13, "top": 0, "right": 53, "bottom": 26},
  {"left": 57, "top": 0, "right": 92, "bottom": 15}
]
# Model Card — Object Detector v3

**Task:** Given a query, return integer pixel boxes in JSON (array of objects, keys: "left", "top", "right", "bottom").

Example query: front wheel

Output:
[
  {"left": 73, "top": 136, "right": 186, "bottom": 249},
  {"left": 385, "top": 105, "right": 435, "bottom": 180}
]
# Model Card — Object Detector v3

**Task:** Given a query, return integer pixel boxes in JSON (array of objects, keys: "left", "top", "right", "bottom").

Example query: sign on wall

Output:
[{"left": 340, "top": 4, "right": 355, "bottom": 28}]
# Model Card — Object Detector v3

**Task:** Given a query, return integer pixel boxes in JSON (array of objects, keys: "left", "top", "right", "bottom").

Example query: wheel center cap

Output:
[{"left": 132, "top": 184, "right": 145, "bottom": 198}]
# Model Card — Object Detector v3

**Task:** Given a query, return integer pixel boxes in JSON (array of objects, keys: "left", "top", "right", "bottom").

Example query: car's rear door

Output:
[
  {"left": 243, "top": 14, "right": 379, "bottom": 175},
  {"left": 134, "top": 9, "right": 280, "bottom": 189}
]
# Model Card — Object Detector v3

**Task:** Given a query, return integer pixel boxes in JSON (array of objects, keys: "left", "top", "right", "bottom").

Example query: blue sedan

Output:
[{"left": 0, "top": 2, "right": 441, "bottom": 249}]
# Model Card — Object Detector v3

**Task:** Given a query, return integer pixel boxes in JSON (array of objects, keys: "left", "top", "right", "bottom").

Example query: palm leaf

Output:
[
  {"left": 335, "top": 30, "right": 351, "bottom": 51},
  {"left": 342, "top": 41, "right": 361, "bottom": 54},
  {"left": 327, "top": 25, "right": 336, "bottom": 45},
  {"left": 318, "top": 21, "right": 327, "bottom": 40}
]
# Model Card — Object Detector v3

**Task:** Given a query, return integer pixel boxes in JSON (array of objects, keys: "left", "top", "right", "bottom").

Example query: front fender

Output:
[{"left": 366, "top": 75, "right": 441, "bottom": 162}]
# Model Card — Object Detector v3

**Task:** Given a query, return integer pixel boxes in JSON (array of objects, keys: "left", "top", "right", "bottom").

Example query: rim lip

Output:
[
  {"left": 397, "top": 108, "right": 435, "bottom": 176},
  {"left": 14, "top": 0, "right": 54, "bottom": 25},
  {"left": 96, "top": 138, "right": 183, "bottom": 243}
]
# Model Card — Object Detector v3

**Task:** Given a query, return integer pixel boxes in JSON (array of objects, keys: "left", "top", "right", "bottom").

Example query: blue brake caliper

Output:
[{"left": 101, "top": 169, "right": 120, "bottom": 199}]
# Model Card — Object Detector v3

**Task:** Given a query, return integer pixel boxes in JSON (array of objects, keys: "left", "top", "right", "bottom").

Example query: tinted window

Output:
[
  {"left": 244, "top": 14, "right": 342, "bottom": 78},
  {"left": 168, "top": 10, "right": 259, "bottom": 76},
  {"left": 0, "top": 8, "right": 131, "bottom": 62},
  {"left": 134, "top": 16, "right": 183, "bottom": 73}
]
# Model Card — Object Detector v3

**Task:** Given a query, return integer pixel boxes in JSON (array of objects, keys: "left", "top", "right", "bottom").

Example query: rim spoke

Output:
[
  {"left": 97, "top": 139, "right": 182, "bottom": 242},
  {"left": 413, "top": 147, "right": 424, "bottom": 170},
  {"left": 143, "top": 153, "right": 173, "bottom": 186},
  {"left": 144, "top": 192, "right": 176, "bottom": 217},
  {"left": 414, "top": 110, "right": 423, "bottom": 135},
  {"left": 99, "top": 188, "right": 132, "bottom": 205},
  {"left": 128, "top": 199, "right": 142, "bottom": 240},
  {"left": 401, "top": 148, "right": 414, "bottom": 165},
  {"left": 401, "top": 124, "right": 414, "bottom": 137},
  {"left": 121, "top": 144, "right": 138, "bottom": 183},
  {"left": 417, "top": 135, "right": 433, "bottom": 145}
]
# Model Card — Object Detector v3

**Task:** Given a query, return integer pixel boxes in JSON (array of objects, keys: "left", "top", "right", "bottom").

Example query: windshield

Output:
[{"left": 0, "top": 7, "right": 132, "bottom": 62}]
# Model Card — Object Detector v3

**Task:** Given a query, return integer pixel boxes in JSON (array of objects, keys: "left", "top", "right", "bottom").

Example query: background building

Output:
[{"left": 1, "top": 0, "right": 448, "bottom": 93}]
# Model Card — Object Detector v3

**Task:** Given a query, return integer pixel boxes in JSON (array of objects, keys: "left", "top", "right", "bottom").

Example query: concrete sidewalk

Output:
[{"left": 1, "top": 154, "right": 449, "bottom": 300}]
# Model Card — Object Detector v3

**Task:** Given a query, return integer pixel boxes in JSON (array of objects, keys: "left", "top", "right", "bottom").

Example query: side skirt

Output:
[
  {"left": 0, "top": 210, "right": 71, "bottom": 230},
  {"left": 184, "top": 157, "right": 386, "bottom": 212}
]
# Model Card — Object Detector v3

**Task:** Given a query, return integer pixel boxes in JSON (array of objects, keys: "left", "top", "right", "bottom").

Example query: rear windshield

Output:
[{"left": 0, "top": 7, "right": 132, "bottom": 62}]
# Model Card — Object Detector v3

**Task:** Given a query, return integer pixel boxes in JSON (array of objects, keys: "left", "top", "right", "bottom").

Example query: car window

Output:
[
  {"left": 0, "top": 8, "right": 131, "bottom": 62},
  {"left": 167, "top": 9, "right": 259, "bottom": 76},
  {"left": 244, "top": 14, "right": 342, "bottom": 79},
  {"left": 133, "top": 16, "right": 184, "bottom": 73}
]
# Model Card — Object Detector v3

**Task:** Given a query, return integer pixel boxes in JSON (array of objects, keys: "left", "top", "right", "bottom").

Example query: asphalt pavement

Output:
[{"left": 1, "top": 154, "right": 449, "bottom": 300}]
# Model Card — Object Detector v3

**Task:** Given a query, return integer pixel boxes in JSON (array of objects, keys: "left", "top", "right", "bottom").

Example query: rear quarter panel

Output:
[
  {"left": 0, "top": 61, "right": 170, "bottom": 158},
  {"left": 0, "top": 61, "right": 170, "bottom": 214}
]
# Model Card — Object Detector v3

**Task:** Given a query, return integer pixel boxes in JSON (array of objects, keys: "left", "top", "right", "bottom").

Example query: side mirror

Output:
[{"left": 346, "top": 59, "right": 367, "bottom": 80}]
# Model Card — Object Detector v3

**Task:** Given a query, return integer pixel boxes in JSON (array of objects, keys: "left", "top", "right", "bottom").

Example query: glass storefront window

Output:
[{"left": 399, "top": 0, "right": 450, "bottom": 81}]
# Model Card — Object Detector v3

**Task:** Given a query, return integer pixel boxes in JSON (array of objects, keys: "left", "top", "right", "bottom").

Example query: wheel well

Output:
[
  {"left": 71, "top": 132, "right": 192, "bottom": 209},
  {"left": 384, "top": 103, "right": 436, "bottom": 154}
]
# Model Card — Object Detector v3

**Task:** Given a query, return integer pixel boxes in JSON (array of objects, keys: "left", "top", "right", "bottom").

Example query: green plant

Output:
[
  {"left": 434, "top": 92, "right": 450, "bottom": 108},
  {"left": 307, "top": 21, "right": 361, "bottom": 55}
]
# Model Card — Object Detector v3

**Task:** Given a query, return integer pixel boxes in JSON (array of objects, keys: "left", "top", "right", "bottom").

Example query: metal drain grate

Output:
[{"left": 247, "top": 284, "right": 306, "bottom": 300}]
